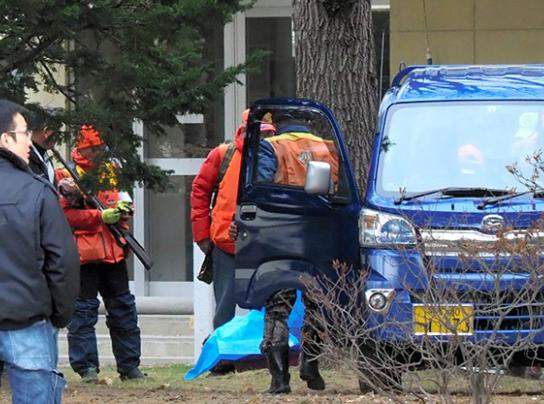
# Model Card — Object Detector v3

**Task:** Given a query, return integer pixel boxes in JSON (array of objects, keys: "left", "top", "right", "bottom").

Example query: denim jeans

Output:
[
  {"left": 212, "top": 247, "right": 236, "bottom": 329},
  {"left": 67, "top": 293, "right": 141, "bottom": 375},
  {"left": 0, "top": 320, "right": 65, "bottom": 404},
  {"left": 67, "top": 261, "right": 141, "bottom": 375}
]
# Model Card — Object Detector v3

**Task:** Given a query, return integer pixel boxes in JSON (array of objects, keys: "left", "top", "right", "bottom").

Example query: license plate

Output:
[{"left": 413, "top": 304, "right": 474, "bottom": 335}]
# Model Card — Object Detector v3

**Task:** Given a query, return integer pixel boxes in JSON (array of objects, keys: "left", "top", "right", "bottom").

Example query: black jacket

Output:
[
  {"left": 0, "top": 148, "right": 80, "bottom": 329},
  {"left": 29, "top": 145, "right": 55, "bottom": 185}
]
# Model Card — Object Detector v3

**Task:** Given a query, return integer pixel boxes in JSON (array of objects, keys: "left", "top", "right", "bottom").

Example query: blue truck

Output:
[{"left": 234, "top": 65, "right": 544, "bottom": 388}]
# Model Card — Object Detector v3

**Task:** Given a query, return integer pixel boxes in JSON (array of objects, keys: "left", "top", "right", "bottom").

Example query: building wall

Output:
[
  {"left": 26, "top": 65, "right": 67, "bottom": 108},
  {"left": 390, "top": 0, "right": 544, "bottom": 78}
]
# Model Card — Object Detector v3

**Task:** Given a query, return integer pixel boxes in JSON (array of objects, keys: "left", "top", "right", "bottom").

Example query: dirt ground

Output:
[{"left": 0, "top": 366, "right": 543, "bottom": 403}]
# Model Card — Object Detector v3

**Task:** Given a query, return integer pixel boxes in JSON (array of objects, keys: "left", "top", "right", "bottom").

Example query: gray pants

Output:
[{"left": 212, "top": 247, "right": 236, "bottom": 329}]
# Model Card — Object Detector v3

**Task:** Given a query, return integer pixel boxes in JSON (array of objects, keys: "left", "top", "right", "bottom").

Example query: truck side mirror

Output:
[{"left": 305, "top": 161, "right": 331, "bottom": 195}]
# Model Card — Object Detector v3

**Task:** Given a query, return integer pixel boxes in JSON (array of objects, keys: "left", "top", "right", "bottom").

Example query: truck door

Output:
[{"left": 234, "top": 98, "right": 362, "bottom": 308}]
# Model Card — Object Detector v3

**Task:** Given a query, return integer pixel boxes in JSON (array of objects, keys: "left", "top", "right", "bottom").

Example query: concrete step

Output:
[
  {"left": 58, "top": 314, "right": 195, "bottom": 366},
  {"left": 85, "top": 314, "right": 194, "bottom": 337}
]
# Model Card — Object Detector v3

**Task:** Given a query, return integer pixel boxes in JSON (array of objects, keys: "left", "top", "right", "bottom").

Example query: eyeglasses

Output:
[{"left": 6, "top": 130, "right": 32, "bottom": 138}]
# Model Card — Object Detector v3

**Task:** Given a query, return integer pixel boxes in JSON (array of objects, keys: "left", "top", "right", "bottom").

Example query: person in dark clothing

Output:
[
  {"left": 259, "top": 115, "right": 327, "bottom": 394},
  {"left": 27, "top": 107, "right": 60, "bottom": 184},
  {"left": 230, "top": 113, "right": 328, "bottom": 394},
  {"left": 0, "top": 99, "right": 80, "bottom": 403}
]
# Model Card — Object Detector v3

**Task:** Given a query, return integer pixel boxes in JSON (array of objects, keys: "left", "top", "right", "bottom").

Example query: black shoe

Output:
[
  {"left": 265, "top": 346, "right": 291, "bottom": 394},
  {"left": 120, "top": 367, "right": 146, "bottom": 381},
  {"left": 80, "top": 368, "right": 99, "bottom": 384},
  {"left": 209, "top": 362, "right": 235, "bottom": 376},
  {"left": 299, "top": 353, "right": 325, "bottom": 391}
]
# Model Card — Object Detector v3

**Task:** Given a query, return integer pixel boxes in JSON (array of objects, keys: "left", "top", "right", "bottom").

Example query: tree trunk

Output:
[{"left": 293, "top": 0, "right": 378, "bottom": 194}]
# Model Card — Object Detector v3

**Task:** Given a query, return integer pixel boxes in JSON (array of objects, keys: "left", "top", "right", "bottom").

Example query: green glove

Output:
[
  {"left": 115, "top": 200, "right": 133, "bottom": 214},
  {"left": 102, "top": 208, "right": 122, "bottom": 224}
]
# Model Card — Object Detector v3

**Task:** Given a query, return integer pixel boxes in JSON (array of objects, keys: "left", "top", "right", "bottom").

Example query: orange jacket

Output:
[
  {"left": 209, "top": 145, "right": 241, "bottom": 255},
  {"left": 191, "top": 125, "right": 244, "bottom": 254},
  {"left": 266, "top": 132, "right": 339, "bottom": 187},
  {"left": 57, "top": 150, "right": 126, "bottom": 265}
]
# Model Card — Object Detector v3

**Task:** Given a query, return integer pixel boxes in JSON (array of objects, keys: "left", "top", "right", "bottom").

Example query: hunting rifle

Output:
[{"left": 52, "top": 149, "right": 153, "bottom": 271}]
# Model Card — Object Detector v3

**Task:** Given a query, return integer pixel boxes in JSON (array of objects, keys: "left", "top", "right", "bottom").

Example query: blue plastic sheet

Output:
[{"left": 184, "top": 291, "right": 305, "bottom": 381}]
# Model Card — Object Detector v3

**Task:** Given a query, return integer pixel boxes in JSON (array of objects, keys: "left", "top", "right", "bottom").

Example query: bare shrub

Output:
[{"left": 302, "top": 214, "right": 544, "bottom": 404}]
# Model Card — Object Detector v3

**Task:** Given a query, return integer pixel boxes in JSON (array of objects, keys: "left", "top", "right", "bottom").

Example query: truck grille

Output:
[
  {"left": 413, "top": 229, "right": 544, "bottom": 332},
  {"left": 420, "top": 229, "right": 544, "bottom": 258},
  {"left": 470, "top": 290, "right": 544, "bottom": 332}
]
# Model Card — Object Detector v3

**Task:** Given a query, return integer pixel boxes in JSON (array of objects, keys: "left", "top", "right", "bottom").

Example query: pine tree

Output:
[{"left": 0, "top": 0, "right": 257, "bottom": 191}]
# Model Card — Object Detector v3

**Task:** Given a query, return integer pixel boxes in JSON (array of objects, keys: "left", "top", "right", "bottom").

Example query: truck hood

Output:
[{"left": 366, "top": 196, "right": 544, "bottom": 231}]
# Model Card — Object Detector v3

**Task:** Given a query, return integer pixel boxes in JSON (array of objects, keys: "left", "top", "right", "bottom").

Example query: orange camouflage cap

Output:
[{"left": 76, "top": 125, "right": 104, "bottom": 149}]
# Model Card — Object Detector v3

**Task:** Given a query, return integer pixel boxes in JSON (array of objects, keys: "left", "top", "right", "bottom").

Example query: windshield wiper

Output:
[
  {"left": 395, "top": 187, "right": 511, "bottom": 205},
  {"left": 478, "top": 189, "right": 544, "bottom": 209}
]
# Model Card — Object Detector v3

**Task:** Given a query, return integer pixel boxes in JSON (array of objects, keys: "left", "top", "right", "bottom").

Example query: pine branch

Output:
[
  {"left": 0, "top": 34, "right": 61, "bottom": 75},
  {"left": 38, "top": 60, "right": 77, "bottom": 104}
]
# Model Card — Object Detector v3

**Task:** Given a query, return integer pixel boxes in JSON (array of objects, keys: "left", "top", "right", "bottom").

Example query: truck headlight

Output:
[{"left": 359, "top": 208, "right": 417, "bottom": 247}]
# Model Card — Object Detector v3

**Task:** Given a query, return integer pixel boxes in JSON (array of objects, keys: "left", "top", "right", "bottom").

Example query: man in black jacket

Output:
[
  {"left": 0, "top": 100, "right": 80, "bottom": 403},
  {"left": 27, "top": 107, "right": 58, "bottom": 184}
]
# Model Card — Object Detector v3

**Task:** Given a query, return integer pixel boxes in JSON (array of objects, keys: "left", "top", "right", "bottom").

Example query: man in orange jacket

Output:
[
  {"left": 191, "top": 111, "right": 276, "bottom": 374},
  {"left": 191, "top": 111, "right": 246, "bottom": 324},
  {"left": 256, "top": 112, "right": 339, "bottom": 186},
  {"left": 190, "top": 111, "right": 248, "bottom": 375},
  {"left": 57, "top": 126, "right": 144, "bottom": 383}
]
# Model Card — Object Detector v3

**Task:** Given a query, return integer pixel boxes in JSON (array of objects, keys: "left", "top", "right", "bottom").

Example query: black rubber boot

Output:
[
  {"left": 265, "top": 346, "right": 291, "bottom": 394},
  {"left": 299, "top": 352, "right": 325, "bottom": 391},
  {"left": 119, "top": 367, "right": 146, "bottom": 381},
  {"left": 80, "top": 367, "right": 99, "bottom": 384}
]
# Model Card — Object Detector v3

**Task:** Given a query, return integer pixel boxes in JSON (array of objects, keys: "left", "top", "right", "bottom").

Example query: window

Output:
[
  {"left": 251, "top": 107, "right": 346, "bottom": 195},
  {"left": 148, "top": 176, "right": 195, "bottom": 281},
  {"left": 146, "top": 21, "right": 225, "bottom": 158},
  {"left": 378, "top": 102, "right": 544, "bottom": 197},
  {"left": 246, "top": 17, "right": 296, "bottom": 104}
]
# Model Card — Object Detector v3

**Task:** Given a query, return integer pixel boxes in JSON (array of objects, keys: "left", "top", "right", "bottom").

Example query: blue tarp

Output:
[{"left": 184, "top": 291, "right": 305, "bottom": 381}]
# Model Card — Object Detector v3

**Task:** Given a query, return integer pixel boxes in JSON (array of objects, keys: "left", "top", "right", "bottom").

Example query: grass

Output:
[
  {"left": 62, "top": 364, "right": 194, "bottom": 389},
  {"left": 1, "top": 364, "right": 544, "bottom": 403},
  {"left": 60, "top": 364, "right": 544, "bottom": 393}
]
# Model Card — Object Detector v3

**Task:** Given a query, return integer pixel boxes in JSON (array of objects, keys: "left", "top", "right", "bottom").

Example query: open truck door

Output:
[{"left": 234, "top": 98, "right": 362, "bottom": 309}]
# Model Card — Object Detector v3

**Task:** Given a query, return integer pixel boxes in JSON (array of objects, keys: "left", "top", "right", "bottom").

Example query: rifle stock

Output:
[{"left": 52, "top": 149, "right": 153, "bottom": 271}]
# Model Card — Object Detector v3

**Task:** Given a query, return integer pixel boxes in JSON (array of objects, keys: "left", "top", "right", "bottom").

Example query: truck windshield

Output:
[{"left": 377, "top": 101, "right": 544, "bottom": 198}]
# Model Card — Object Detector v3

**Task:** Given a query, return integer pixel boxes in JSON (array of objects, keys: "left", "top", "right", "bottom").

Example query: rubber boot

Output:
[
  {"left": 265, "top": 346, "right": 291, "bottom": 394},
  {"left": 299, "top": 352, "right": 325, "bottom": 390},
  {"left": 119, "top": 367, "right": 146, "bottom": 381}
]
